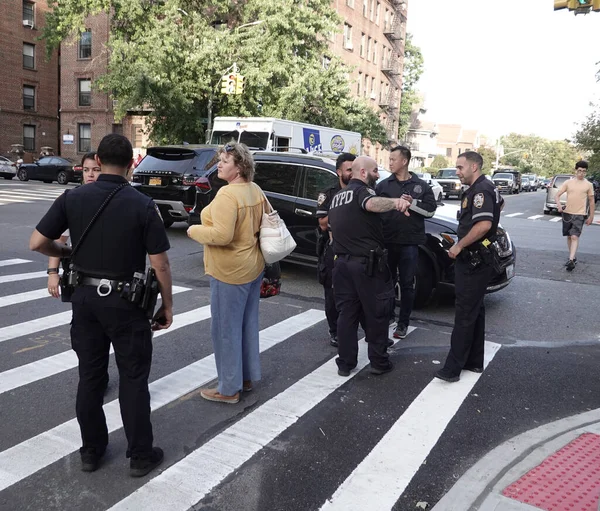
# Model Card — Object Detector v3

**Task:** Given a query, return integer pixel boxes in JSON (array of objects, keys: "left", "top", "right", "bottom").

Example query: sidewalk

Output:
[{"left": 432, "top": 408, "right": 600, "bottom": 511}]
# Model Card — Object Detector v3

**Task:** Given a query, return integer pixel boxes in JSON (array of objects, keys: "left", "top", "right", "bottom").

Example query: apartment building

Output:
[
  {"left": 0, "top": 0, "right": 59, "bottom": 163},
  {"left": 436, "top": 124, "right": 480, "bottom": 164},
  {"left": 329, "top": 0, "right": 408, "bottom": 165}
]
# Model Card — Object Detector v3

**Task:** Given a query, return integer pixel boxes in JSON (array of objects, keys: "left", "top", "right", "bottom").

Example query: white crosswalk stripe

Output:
[
  {"left": 504, "top": 212, "right": 523, "bottom": 217},
  {"left": 550, "top": 217, "right": 562, "bottom": 222},
  {"left": 0, "top": 259, "right": 31, "bottom": 268},
  {"left": 527, "top": 214, "right": 544, "bottom": 220},
  {"left": 0, "top": 187, "right": 65, "bottom": 206}
]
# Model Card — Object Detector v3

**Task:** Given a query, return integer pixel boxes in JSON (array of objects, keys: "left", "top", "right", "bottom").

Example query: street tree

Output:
[
  {"left": 43, "top": 0, "right": 388, "bottom": 145},
  {"left": 430, "top": 155, "right": 449, "bottom": 169},
  {"left": 398, "top": 34, "right": 424, "bottom": 140},
  {"left": 476, "top": 147, "right": 495, "bottom": 174},
  {"left": 574, "top": 107, "right": 600, "bottom": 172}
]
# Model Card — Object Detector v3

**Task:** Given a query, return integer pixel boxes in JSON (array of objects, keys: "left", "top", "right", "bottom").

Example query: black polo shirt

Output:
[
  {"left": 328, "top": 178, "right": 385, "bottom": 258},
  {"left": 36, "top": 174, "right": 170, "bottom": 279},
  {"left": 315, "top": 183, "right": 342, "bottom": 222},
  {"left": 457, "top": 175, "right": 503, "bottom": 247}
]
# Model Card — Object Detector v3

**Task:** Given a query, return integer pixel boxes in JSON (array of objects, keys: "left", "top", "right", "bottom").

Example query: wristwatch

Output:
[{"left": 47, "top": 268, "right": 59, "bottom": 274}]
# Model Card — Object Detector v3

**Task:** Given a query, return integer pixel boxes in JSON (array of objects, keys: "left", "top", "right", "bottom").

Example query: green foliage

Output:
[
  {"left": 498, "top": 133, "right": 579, "bottom": 177},
  {"left": 477, "top": 147, "right": 496, "bottom": 174},
  {"left": 430, "top": 155, "right": 449, "bottom": 169},
  {"left": 42, "top": 0, "right": 388, "bottom": 146},
  {"left": 398, "top": 34, "right": 424, "bottom": 140},
  {"left": 574, "top": 106, "right": 600, "bottom": 172}
]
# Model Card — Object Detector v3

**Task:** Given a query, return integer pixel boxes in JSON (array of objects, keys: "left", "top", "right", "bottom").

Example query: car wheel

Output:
[
  {"left": 413, "top": 254, "right": 435, "bottom": 309},
  {"left": 17, "top": 169, "right": 28, "bottom": 181},
  {"left": 543, "top": 209, "right": 550, "bottom": 215},
  {"left": 57, "top": 171, "right": 68, "bottom": 185},
  {"left": 163, "top": 219, "right": 174, "bottom": 228},
  {"left": 436, "top": 191, "right": 442, "bottom": 203}
]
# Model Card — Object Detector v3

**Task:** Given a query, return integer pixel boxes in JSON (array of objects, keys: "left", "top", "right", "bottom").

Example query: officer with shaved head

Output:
[{"left": 328, "top": 156, "right": 411, "bottom": 377}]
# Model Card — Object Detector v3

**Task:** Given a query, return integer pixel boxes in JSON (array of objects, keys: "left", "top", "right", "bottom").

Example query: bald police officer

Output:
[
  {"left": 30, "top": 134, "right": 173, "bottom": 476},
  {"left": 436, "top": 151, "right": 503, "bottom": 382},
  {"left": 328, "top": 156, "right": 411, "bottom": 376}
]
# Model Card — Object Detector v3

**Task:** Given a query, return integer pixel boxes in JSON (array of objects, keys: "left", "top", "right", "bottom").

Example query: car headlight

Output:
[
  {"left": 436, "top": 232, "right": 459, "bottom": 250},
  {"left": 493, "top": 230, "right": 513, "bottom": 257},
  {"left": 454, "top": 182, "right": 461, "bottom": 189}
]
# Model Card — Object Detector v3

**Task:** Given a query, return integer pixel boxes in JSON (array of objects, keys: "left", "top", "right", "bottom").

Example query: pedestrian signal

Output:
[{"left": 235, "top": 75, "right": 245, "bottom": 95}]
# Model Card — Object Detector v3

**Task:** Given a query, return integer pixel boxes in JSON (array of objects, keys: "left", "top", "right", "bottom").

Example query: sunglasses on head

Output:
[{"left": 223, "top": 143, "right": 235, "bottom": 153}]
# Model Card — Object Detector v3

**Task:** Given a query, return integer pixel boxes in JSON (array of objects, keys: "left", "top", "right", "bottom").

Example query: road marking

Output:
[
  {"left": 0, "top": 286, "right": 189, "bottom": 344},
  {"left": 550, "top": 217, "right": 562, "bottom": 222},
  {"left": 0, "top": 271, "right": 47, "bottom": 284},
  {"left": 0, "top": 309, "right": 324, "bottom": 492},
  {"left": 0, "top": 289, "right": 50, "bottom": 308},
  {"left": 0, "top": 259, "right": 31, "bottom": 268},
  {"left": 8, "top": 188, "right": 65, "bottom": 197},
  {"left": 320, "top": 341, "right": 502, "bottom": 511},
  {"left": 527, "top": 215, "right": 544, "bottom": 220},
  {"left": 0, "top": 197, "right": 32, "bottom": 204},
  {"left": 505, "top": 213, "right": 523, "bottom": 217},
  {"left": 0, "top": 302, "right": 206, "bottom": 396},
  {"left": 0, "top": 192, "right": 54, "bottom": 201},
  {"left": 107, "top": 325, "right": 414, "bottom": 511}
]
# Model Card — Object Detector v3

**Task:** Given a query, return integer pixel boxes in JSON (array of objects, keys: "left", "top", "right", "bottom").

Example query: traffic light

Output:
[
  {"left": 220, "top": 73, "right": 236, "bottom": 95},
  {"left": 567, "top": 0, "right": 591, "bottom": 8},
  {"left": 235, "top": 74, "right": 245, "bottom": 94},
  {"left": 554, "top": 0, "right": 568, "bottom": 9},
  {"left": 593, "top": 0, "right": 600, "bottom": 11}
]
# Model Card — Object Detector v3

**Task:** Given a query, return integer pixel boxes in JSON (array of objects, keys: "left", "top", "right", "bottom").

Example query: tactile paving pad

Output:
[{"left": 502, "top": 433, "right": 600, "bottom": 510}]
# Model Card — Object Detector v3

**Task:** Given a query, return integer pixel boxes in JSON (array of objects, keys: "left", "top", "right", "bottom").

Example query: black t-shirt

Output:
[
  {"left": 457, "top": 175, "right": 503, "bottom": 246},
  {"left": 36, "top": 174, "right": 170, "bottom": 279},
  {"left": 315, "top": 183, "right": 342, "bottom": 222},
  {"left": 328, "top": 178, "right": 385, "bottom": 258}
]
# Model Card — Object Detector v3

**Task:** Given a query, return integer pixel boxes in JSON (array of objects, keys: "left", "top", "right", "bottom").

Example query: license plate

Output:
[
  {"left": 149, "top": 177, "right": 162, "bottom": 186},
  {"left": 506, "top": 263, "right": 514, "bottom": 280}
]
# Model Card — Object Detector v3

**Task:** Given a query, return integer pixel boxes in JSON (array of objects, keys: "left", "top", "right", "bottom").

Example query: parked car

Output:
[
  {"left": 17, "top": 156, "right": 81, "bottom": 184},
  {"left": 540, "top": 178, "right": 551, "bottom": 190},
  {"left": 184, "top": 151, "right": 515, "bottom": 308},
  {"left": 492, "top": 172, "right": 519, "bottom": 194},
  {"left": 543, "top": 174, "right": 572, "bottom": 214},
  {"left": 131, "top": 145, "right": 219, "bottom": 227},
  {"left": 522, "top": 173, "right": 539, "bottom": 191},
  {"left": 522, "top": 177, "right": 531, "bottom": 192},
  {"left": 415, "top": 172, "right": 443, "bottom": 202},
  {"left": 435, "top": 168, "right": 468, "bottom": 199},
  {"left": 0, "top": 156, "right": 17, "bottom": 180}
]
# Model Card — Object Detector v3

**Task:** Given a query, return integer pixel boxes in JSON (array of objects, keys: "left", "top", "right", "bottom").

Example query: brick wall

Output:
[{"left": 0, "top": 0, "right": 59, "bottom": 163}]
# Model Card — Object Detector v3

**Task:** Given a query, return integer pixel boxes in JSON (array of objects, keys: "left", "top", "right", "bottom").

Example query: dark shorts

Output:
[{"left": 562, "top": 214, "right": 585, "bottom": 237}]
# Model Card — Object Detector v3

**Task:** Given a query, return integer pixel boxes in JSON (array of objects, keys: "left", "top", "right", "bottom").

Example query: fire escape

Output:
[{"left": 380, "top": 0, "right": 407, "bottom": 143}]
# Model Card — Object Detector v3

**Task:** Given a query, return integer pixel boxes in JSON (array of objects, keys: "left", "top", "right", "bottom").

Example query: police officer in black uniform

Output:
[
  {"left": 376, "top": 146, "right": 437, "bottom": 339},
  {"left": 29, "top": 134, "right": 173, "bottom": 475},
  {"left": 328, "top": 156, "right": 411, "bottom": 376},
  {"left": 315, "top": 152, "right": 356, "bottom": 347},
  {"left": 435, "top": 151, "right": 503, "bottom": 382}
]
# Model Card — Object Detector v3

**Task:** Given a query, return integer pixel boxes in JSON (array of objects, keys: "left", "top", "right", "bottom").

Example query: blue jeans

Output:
[
  {"left": 209, "top": 273, "right": 263, "bottom": 396},
  {"left": 387, "top": 245, "right": 419, "bottom": 327}
]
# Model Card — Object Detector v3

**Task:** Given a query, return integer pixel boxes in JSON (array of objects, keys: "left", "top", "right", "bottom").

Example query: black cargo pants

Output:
[
  {"left": 318, "top": 243, "right": 339, "bottom": 338},
  {"left": 70, "top": 286, "right": 154, "bottom": 457},
  {"left": 333, "top": 254, "right": 395, "bottom": 372},
  {"left": 442, "top": 258, "right": 494, "bottom": 375}
]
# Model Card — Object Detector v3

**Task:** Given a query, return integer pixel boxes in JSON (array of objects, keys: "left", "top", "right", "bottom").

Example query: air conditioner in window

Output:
[
  {"left": 370, "top": 91, "right": 377, "bottom": 100},
  {"left": 23, "top": 20, "right": 34, "bottom": 28},
  {"left": 345, "top": 41, "right": 354, "bottom": 50}
]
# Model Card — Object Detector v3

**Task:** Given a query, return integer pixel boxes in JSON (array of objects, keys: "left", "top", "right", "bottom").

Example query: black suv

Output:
[
  {"left": 187, "top": 151, "right": 516, "bottom": 308},
  {"left": 131, "top": 145, "right": 219, "bottom": 227}
]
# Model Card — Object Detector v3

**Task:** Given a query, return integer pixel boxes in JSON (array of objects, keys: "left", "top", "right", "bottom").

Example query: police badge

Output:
[
  {"left": 413, "top": 184, "right": 422, "bottom": 195},
  {"left": 473, "top": 193, "right": 484, "bottom": 208},
  {"left": 462, "top": 197, "right": 468, "bottom": 209},
  {"left": 317, "top": 193, "right": 327, "bottom": 206}
]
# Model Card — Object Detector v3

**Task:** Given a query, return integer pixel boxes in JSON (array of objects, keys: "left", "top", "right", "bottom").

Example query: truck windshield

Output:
[
  {"left": 493, "top": 173, "right": 513, "bottom": 180},
  {"left": 438, "top": 169, "right": 458, "bottom": 178},
  {"left": 211, "top": 130, "right": 270, "bottom": 150}
]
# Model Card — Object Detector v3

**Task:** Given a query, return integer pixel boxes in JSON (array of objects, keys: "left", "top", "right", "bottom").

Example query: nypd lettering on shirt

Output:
[{"left": 330, "top": 190, "right": 354, "bottom": 209}]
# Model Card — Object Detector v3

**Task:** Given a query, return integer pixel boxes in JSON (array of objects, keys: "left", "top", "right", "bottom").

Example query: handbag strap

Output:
[
  {"left": 70, "top": 182, "right": 129, "bottom": 260},
  {"left": 261, "top": 191, "right": 274, "bottom": 214}
]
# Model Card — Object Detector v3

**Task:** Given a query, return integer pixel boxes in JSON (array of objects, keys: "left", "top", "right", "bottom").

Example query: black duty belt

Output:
[
  {"left": 336, "top": 254, "right": 368, "bottom": 263},
  {"left": 80, "top": 276, "right": 127, "bottom": 297}
]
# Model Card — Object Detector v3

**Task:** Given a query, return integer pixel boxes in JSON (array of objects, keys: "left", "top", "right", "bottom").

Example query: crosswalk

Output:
[
  {"left": 0, "top": 186, "right": 65, "bottom": 206},
  {"left": 0, "top": 258, "right": 501, "bottom": 510},
  {"left": 501, "top": 211, "right": 600, "bottom": 224}
]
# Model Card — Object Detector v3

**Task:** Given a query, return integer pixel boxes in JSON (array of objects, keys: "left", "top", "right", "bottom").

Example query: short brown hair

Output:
[{"left": 219, "top": 142, "right": 255, "bottom": 181}]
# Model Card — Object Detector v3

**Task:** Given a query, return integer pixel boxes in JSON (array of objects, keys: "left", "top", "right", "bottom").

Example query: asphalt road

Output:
[{"left": 0, "top": 181, "right": 598, "bottom": 511}]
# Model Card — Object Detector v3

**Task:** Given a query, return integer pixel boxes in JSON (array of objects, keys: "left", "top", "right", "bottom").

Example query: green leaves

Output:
[
  {"left": 574, "top": 106, "right": 600, "bottom": 172},
  {"left": 398, "top": 34, "right": 424, "bottom": 140}
]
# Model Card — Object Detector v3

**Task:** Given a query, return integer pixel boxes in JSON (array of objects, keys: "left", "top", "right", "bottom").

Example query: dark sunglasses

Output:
[{"left": 223, "top": 143, "right": 235, "bottom": 153}]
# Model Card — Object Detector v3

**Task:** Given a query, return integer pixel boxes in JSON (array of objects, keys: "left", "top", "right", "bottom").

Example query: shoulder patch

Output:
[
  {"left": 154, "top": 203, "right": 164, "bottom": 220},
  {"left": 413, "top": 184, "right": 422, "bottom": 195},
  {"left": 317, "top": 193, "right": 327, "bottom": 206},
  {"left": 473, "top": 193, "right": 484, "bottom": 208},
  {"left": 462, "top": 197, "right": 468, "bottom": 209},
  {"left": 367, "top": 188, "right": 376, "bottom": 195}
]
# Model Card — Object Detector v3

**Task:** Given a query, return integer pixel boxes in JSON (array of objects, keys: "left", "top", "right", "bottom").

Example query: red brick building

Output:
[{"left": 0, "top": 0, "right": 59, "bottom": 163}]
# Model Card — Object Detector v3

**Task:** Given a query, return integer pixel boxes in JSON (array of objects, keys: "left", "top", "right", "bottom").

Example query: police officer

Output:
[
  {"left": 29, "top": 134, "right": 173, "bottom": 475},
  {"left": 435, "top": 151, "right": 503, "bottom": 382},
  {"left": 328, "top": 156, "right": 411, "bottom": 376},
  {"left": 315, "top": 152, "right": 356, "bottom": 347},
  {"left": 376, "top": 146, "right": 437, "bottom": 339}
]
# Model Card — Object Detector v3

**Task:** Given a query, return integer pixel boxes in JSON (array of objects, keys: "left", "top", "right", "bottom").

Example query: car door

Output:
[
  {"left": 294, "top": 163, "right": 338, "bottom": 256},
  {"left": 36, "top": 157, "right": 53, "bottom": 180},
  {"left": 253, "top": 159, "right": 300, "bottom": 245}
]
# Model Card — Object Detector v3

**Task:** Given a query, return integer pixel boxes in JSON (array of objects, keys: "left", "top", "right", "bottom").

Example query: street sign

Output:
[{"left": 62, "top": 134, "right": 74, "bottom": 145}]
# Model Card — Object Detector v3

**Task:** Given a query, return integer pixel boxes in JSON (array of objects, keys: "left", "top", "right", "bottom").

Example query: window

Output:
[
  {"left": 376, "top": 2, "right": 381, "bottom": 25},
  {"left": 363, "top": 0, "right": 368, "bottom": 17},
  {"left": 370, "top": 77, "right": 376, "bottom": 99},
  {"left": 346, "top": 0, "right": 354, "bottom": 7},
  {"left": 364, "top": 74, "right": 369, "bottom": 98},
  {"left": 23, "top": 43, "right": 35, "bottom": 69},
  {"left": 366, "top": 37, "right": 371, "bottom": 61},
  {"left": 23, "top": 1, "right": 34, "bottom": 24},
  {"left": 370, "top": 0, "right": 375, "bottom": 21},
  {"left": 79, "top": 29, "right": 92, "bottom": 59},
  {"left": 303, "top": 166, "right": 338, "bottom": 200},
  {"left": 446, "top": 148, "right": 452, "bottom": 158},
  {"left": 357, "top": 72, "right": 362, "bottom": 95},
  {"left": 78, "top": 123, "right": 91, "bottom": 153},
  {"left": 132, "top": 124, "right": 143, "bottom": 147},
  {"left": 384, "top": 9, "right": 389, "bottom": 31},
  {"left": 78, "top": 79, "right": 91, "bottom": 106},
  {"left": 23, "top": 125, "right": 35, "bottom": 151},
  {"left": 343, "top": 24, "right": 353, "bottom": 49},
  {"left": 360, "top": 33, "right": 365, "bottom": 58},
  {"left": 254, "top": 162, "right": 299, "bottom": 196},
  {"left": 23, "top": 86, "right": 35, "bottom": 111},
  {"left": 379, "top": 81, "right": 385, "bottom": 102},
  {"left": 322, "top": 56, "right": 331, "bottom": 70},
  {"left": 372, "top": 40, "right": 377, "bottom": 63},
  {"left": 381, "top": 45, "right": 386, "bottom": 67}
]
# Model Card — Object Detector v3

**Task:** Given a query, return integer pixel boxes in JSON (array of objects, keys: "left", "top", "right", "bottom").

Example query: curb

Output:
[{"left": 432, "top": 408, "right": 600, "bottom": 510}]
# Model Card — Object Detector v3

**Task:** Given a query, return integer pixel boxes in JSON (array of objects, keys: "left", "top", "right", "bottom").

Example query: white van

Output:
[{"left": 210, "top": 117, "right": 362, "bottom": 155}]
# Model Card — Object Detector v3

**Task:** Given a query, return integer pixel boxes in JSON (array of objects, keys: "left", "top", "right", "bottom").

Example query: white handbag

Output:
[{"left": 259, "top": 194, "right": 297, "bottom": 264}]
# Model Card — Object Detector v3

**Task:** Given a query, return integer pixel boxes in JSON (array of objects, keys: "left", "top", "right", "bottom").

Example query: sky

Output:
[{"left": 407, "top": 0, "right": 600, "bottom": 141}]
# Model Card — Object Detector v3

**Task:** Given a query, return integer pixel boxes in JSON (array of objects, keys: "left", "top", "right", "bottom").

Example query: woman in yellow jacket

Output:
[{"left": 187, "top": 143, "right": 266, "bottom": 404}]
